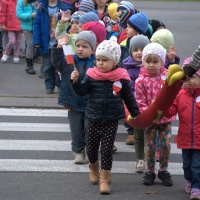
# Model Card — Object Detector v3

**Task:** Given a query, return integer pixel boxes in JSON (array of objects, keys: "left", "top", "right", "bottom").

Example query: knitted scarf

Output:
[{"left": 87, "top": 67, "right": 130, "bottom": 81}]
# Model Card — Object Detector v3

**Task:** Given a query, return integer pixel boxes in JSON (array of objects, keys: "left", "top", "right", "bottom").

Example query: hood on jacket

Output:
[{"left": 123, "top": 56, "right": 142, "bottom": 70}]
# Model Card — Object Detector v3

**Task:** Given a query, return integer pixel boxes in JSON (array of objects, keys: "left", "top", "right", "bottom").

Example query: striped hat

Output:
[
  {"left": 78, "top": 0, "right": 95, "bottom": 13},
  {"left": 117, "top": 1, "right": 134, "bottom": 11}
]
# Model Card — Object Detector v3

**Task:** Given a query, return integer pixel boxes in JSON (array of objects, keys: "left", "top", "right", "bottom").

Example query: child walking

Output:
[
  {"left": 0, "top": 0, "right": 22, "bottom": 64},
  {"left": 51, "top": 31, "right": 96, "bottom": 164},
  {"left": 135, "top": 43, "right": 175, "bottom": 186},
  {"left": 165, "top": 57, "right": 200, "bottom": 200},
  {"left": 122, "top": 34, "right": 149, "bottom": 172},
  {"left": 70, "top": 38, "right": 140, "bottom": 194}
]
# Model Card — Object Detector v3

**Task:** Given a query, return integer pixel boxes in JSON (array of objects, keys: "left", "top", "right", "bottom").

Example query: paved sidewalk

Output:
[{"left": 0, "top": 58, "right": 61, "bottom": 109}]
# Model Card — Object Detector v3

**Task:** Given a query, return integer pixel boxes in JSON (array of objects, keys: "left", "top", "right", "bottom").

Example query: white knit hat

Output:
[
  {"left": 95, "top": 37, "right": 121, "bottom": 64},
  {"left": 142, "top": 43, "right": 166, "bottom": 64}
]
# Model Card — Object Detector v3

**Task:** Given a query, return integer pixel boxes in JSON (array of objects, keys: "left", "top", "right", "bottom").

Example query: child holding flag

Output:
[
  {"left": 70, "top": 38, "right": 140, "bottom": 194},
  {"left": 51, "top": 31, "right": 96, "bottom": 164}
]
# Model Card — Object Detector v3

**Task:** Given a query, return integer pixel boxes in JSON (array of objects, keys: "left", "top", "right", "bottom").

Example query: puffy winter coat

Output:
[
  {"left": 51, "top": 47, "right": 95, "bottom": 112},
  {"left": 135, "top": 66, "right": 175, "bottom": 124},
  {"left": 16, "top": 0, "right": 37, "bottom": 31},
  {"left": 0, "top": 0, "right": 21, "bottom": 31},
  {"left": 165, "top": 87, "right": 200, "bottom": 149},
  {"left": 33, "top": 0, "right": 72, "bottom": 53},
  {"left": 71, "top": 69, "right": 140, "bottom": 122}
]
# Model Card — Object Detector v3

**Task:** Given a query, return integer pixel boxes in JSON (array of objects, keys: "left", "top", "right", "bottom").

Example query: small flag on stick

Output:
[{"left": 62, "top": 45, "right": 76, "bottom": 69}]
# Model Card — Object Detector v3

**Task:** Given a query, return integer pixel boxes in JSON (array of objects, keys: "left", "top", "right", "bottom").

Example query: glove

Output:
[
  {"left": 167, "top": 64, "right": 185, "bottom": 86},
  {"left": 127, "top": 114, "right": 138, "bottom": 121}
]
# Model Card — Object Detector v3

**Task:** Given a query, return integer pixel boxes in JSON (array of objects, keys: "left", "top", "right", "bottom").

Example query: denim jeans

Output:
[
  {"left": 68, "top": 109, "right": 88, "bottom": 153},
  {"left": 42, "top": 50, "right": 60, "bottom": 90},
  {"left": 124, "top": 122, "right": 134, "bottom": 135},
  {"left": 182, "top": 149, "right": 200, "bottom": 189}
]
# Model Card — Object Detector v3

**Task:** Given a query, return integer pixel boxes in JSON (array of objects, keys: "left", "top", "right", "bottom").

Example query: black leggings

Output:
[{"left": 86, "top": 120, "right": 118, "bottom": 170}]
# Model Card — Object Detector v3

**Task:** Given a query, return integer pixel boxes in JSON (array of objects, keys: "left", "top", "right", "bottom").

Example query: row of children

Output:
[
  {"left": 51, "top": 0, "right": 200, "bottom": 197},
  {"left": 1, "top": 0, "right": 200, "bottom": 198}
]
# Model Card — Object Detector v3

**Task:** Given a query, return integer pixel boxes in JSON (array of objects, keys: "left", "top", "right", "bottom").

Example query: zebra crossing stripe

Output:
[
  {"left": 0, "top": 159, "right": 183, "bottom": 175},
  {"left": 0, "top": 122, "right": 179, "bottom": 135},
  {"left": 0, "top": 108, "right": 68, "bottom": 117},
  {"left": 0, "top": 140, "right": 181, "bottom": 154}
]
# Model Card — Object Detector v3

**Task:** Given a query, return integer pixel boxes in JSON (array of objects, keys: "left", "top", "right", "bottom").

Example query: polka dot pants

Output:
[{"left": 86, "top": 120, "right": 118, "bottom": 170}]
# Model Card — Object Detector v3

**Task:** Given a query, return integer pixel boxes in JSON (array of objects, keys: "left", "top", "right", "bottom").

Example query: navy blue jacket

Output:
[
  {"left": 51, "top": 47, "right": 95, "bottom": 112},
  {"left": 33, "top": 0, "right": 72, "bottom": 54}
]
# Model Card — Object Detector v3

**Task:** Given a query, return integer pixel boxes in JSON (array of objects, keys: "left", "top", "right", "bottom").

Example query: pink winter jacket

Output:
[
  {"left": 135, "top": 66, "right": 175, "bottom": 124},
  {"left": 0, "top": 0, "right": 21, "bottom": 31},
  {"left": 165, "top": 87, "right": 200, "bottom": 149}
]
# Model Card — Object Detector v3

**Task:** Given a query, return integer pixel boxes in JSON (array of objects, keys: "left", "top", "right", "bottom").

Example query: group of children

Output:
[{"left": 0, "top": 0, "right": 200, "bottom": 198}]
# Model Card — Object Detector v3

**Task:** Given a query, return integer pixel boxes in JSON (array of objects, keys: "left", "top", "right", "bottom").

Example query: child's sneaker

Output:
[
  {"left": 185, "top": 180, "right": 191, "bottom": 193},
  {"left": 112, "top": 145, "right": 117, "bottom": 153},
  {"left": 1, "top": 54, "right": 9, "bottom": 62},
  {"left": 74, "top": 150, "right": 85, "bottom": 164},
  {"left": 143, "top": 171, "right": 156, "bottom": 185},
  {"left": 158, "top": 171, "right": 173, "bottom": 186},
  {"left": 190, "top": 188, "right": 200, "bottom": 200},
  {"left": 13, "top": 57, "right": 20, "bottom": 64},
  {"left": 135, "top": 160, "right": 145, "bottom": 173}
]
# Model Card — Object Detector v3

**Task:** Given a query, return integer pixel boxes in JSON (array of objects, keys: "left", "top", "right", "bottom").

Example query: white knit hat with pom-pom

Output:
[{"left": 96, "top": 37, "right": 121, "bottom": 64}]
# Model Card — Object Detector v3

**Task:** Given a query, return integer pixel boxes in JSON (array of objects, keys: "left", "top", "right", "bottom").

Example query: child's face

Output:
[
  {"left": 143, "top": 55, "right": 162, "bottom": 75},
  {"left": 75, "top": 40, "right": 93, "bottom": 58},
  {"left": 132, "top": 48, "right": 143, "bottom": 62},
  {"left": 71, "top": 21, "right": 81, "bottom": 34},
  {"left": 125, "top": 24, "right": 138, "bottom": 38},
  {"left": 184, "top": 74, "right": 200, "bottom": 88},
  {"left": 96, "top": 56, "right": 116, "bottom": 72},
  {"left": 94, "top": 0, "right": 107, "bottom": 7}
]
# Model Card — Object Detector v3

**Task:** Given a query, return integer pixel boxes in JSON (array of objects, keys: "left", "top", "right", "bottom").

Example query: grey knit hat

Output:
[
  {"left": 75, "top": 31, "right": 97, "bottom": 51},
  {"left": 129, "top": 35, "right": 150, "bottom": 54}
]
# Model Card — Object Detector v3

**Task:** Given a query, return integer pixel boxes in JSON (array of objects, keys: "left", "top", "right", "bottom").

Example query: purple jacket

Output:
[{"left": 123, "top": 56, "right": 142, "bottom": 92}]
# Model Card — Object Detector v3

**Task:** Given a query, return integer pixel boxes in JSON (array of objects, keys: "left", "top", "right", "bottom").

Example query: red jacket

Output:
[
  {"left": 165, "top": 87, "right": 200, "bottom": 149},
  {"left": 0, "top": 0, "right": 21, "bottom": 31}
]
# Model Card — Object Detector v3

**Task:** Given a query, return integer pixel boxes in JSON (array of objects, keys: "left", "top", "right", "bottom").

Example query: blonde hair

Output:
[{"left": 144, "top": 54, "right": 162, "bottom": 64}]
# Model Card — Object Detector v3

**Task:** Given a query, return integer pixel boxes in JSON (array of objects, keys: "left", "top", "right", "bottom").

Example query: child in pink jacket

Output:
[
  {"left": 0, "top": 0, "right": 22, "bottom": 63},
  {"left": 135, "top": 43, "right": 175, "bottom": 186},
  {"left": 165, "top": 57, "right": 200, "bottom": 200}
]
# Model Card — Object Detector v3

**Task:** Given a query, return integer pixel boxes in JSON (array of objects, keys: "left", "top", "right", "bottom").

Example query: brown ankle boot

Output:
[
  {"left": 99, "top": 170, "right": 111, "bottom": 194},
  {"left": 89, "top": 161, "right": 99, "bottom": 184}
]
